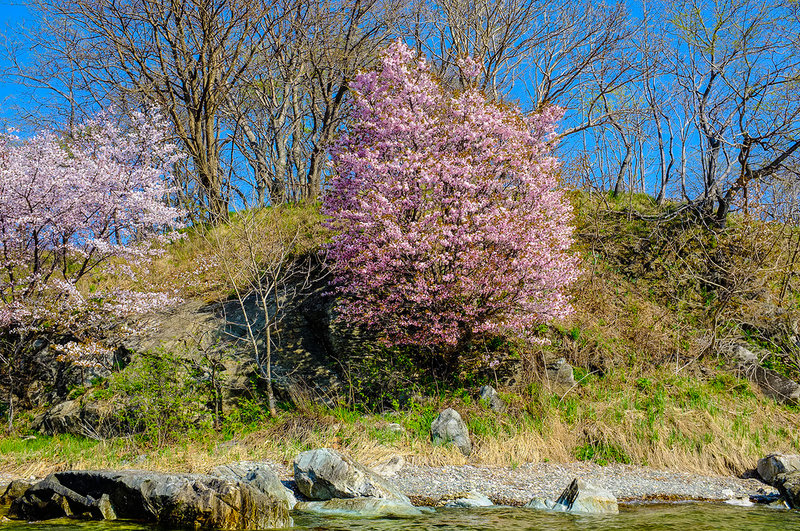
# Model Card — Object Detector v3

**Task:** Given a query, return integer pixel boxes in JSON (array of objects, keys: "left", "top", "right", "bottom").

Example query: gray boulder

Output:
[
  {"left": 730, "top": 346, "right": 800, "bottom": 404},
  {"left": 293, "top": 448, "right": 409, "bottom": 503},
  {"left": 294, "top": 497, "right": 422, "bottom": 517},
  {"left": 209, "top": 461, "right": 297, "bottom": 509},
  {"left": 757, "top": 454, "right": 800, "bottom": 485},
  {"left": 546, "top": 358, "right": 576, "bottom": 387},
  {"left": 479, "top": 385, "right": 506, "bottom": 413},
  {"left": 443, "top": 490, "right": 493, "bottom": 508},
  {"left": 431, "top": 408, "right": 472, "bottom": 456},
  {"left": 7, "top": 469, "right": 292, "bottom": 529},
  {"left": 774, "top": 472, "right": 800, "bottom": 509},
  {"left": 525, "top": 478, "right": 618, "bottom": 515}
]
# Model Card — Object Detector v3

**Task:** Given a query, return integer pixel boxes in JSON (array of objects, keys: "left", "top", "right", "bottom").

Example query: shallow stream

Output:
[{"left": 3, "top": 503, "right": 800, "bottom": 530}]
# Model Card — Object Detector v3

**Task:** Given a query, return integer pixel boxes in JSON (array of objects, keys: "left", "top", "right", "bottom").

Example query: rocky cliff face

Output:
[{"left": 28, "top": 273, "right": 377, "bottom": 437}]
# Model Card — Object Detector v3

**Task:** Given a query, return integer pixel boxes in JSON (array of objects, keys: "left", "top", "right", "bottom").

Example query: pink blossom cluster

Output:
[
  {"left": 0, "top": 111, "right": 184, "bottom": 344},
  {"left": 1, "top": 111, "right": 181, "bottom": 269},
  {"left": 55, "top": 340, "right": 114, "bottom": 369},
  {"left": 324, "top": 41, "right": 579, "bottom": 347},
  {"left": 101, "top": 289, "right": 183, "bottom": 318}
]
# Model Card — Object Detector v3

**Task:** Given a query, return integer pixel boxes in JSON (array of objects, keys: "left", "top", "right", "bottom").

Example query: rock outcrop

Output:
[
  {"left": 7, "top": 468, "right": 293, "bottom": 529},
  {"left": 773, "top": 473, "right": 800, "bottom": 509},
  {"left": 209, "top": 461, "right": 298, "bottom": 510},
  {"left": 293, "top": 448, "right": 410, "bottom": 503},
  {"left": 753, "top": 453, "right": 800, "bottom": 509},
  {"left": 430, "top": 408, "right": 472, "bottom": 456},
  {"left": 526, "top": 478, "right": 618, "bottom": 515},
  {"left": 731, "top": 345, "right": 800, "bottom": 404}
]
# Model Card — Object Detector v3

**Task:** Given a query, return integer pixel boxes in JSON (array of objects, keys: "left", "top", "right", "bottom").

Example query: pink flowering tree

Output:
[
  {"left": 324, "top": 41, "right": 578, "bottom": 351},
  {"left": 0, "top": 111, "right": 183, "bottom": 429}
]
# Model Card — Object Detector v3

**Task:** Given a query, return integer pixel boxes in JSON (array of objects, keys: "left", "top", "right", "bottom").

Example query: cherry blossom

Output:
[
  {"left": 0, "top": 111, "right": 184, "bottom": 332},
  {"left": 324, "top": 41, "right": 579, "bottom": 347}
]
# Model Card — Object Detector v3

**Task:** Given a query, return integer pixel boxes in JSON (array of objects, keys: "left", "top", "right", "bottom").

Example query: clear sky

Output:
[{"left": 0, "top": 2, "right": 32, "bottom": 122}]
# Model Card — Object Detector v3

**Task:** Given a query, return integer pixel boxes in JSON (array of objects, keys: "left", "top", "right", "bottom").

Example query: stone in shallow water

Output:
[
  {"left": 525, "top": 478, "right": 618, "bottom": 515},
  {"left": 7, "top": 469, "right": 293, "bottom": 529},
  {"left": 294, "top": 497, "right": 423, "bottom": 517},
  {"left": 774, "top": 472, "right": 800, "bottom": 509},
  {"left": 293, "top": 448, "right": 410, "bottom": 503},
  {"left": 210, "top": 461, "right": 297, "bottom": 509},
  {"left": 443, "top": 490, "right": 493, "bottom": 508},
  {"left": 0, "top": 479, "right": 35, "bottom": 505}
]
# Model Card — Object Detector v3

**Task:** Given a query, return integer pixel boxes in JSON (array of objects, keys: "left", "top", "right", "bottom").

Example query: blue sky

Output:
[{"left": 0, "top": 2, "right": 31, "bottom": 104}]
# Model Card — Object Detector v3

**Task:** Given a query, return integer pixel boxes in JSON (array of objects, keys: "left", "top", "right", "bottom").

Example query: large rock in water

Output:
[
  {"left": 430, "top": 408, "right": 472, "bottom": 456},
  {"left": 7, "top": 469, "right": 293, "bottom": 529},
  {"left": 209, "top": 461, "right": 297, "bottom": 509},
  {"left": 773, "top": 472, "right": 800, "bottom": 509},
  {"left": 294, "top": 497, "right": 423, "bottom": 517},
  {"left": 758, "top": 454, "right": 800, "bottom": 485},
  {"left": 293, "top": 448, "right": 410, "bottom": 503},
  {"left": 525, "top": 478, "right": 618, "bottom": 515}
]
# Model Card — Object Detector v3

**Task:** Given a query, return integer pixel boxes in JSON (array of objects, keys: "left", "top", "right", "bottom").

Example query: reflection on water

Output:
[{"left": 3, "top": 503, "right": 800, "bottom": 530}]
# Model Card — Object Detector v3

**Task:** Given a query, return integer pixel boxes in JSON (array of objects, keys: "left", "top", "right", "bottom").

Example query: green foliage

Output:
[
  {"left": 221, "top": 396, "right": 271, "bottom": 436},
  {"left": 709, "top": 373, "right": 754, "bottom": 398},
  {"left": 67, "top": 385, "right": 87, "bottom": 401},
  {"left": 399, "top": 399, "right": 439, "bottom": 439},
  {"left": 0, "top": 433, "right": 98, "bottom": 455},
  {"left": 111, "top": 350, "right": 212, "bottom": 447},
  {"left": 575, "top": 440, "right": 631, "bottom": 466}
]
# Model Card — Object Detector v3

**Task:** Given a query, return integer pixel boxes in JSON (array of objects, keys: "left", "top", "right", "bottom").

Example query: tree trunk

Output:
[
  {"left": 612, "top": 144, "right": 632, "bottom": 198},
  {"left": 265, "top": 327, "right": 277, "bottom": 417}
]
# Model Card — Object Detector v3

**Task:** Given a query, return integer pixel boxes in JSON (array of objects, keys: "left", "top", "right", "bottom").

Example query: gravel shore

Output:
[
  {"left": 1, "top": 461, "right": 778, "bottom": 508},
  {"left": 388, "top": 462, "right": 777, "bottom": 506}
]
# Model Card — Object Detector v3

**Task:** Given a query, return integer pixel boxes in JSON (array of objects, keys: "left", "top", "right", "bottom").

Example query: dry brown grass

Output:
[{"left": 2, "top": 365, "right": 798, "bottom": 480}]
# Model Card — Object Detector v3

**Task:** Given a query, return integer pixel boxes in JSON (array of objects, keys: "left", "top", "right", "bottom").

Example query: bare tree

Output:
[
  {"left": 24, "top": 0, "right": 285, "bottom": 221},
  {"left": 225, "top": 0, "right": 403, "bottom": 206},
  {"left": 206, "top": 208, "right": 315, "bottom": 416},
  {"left": 669, "top": 0, "right": 800, "bottom": 225}
]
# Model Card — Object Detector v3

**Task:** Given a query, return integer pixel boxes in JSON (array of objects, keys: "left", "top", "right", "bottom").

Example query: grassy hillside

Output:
[{"left": 3, "top": 193, "right": 800, "bottom": 478}]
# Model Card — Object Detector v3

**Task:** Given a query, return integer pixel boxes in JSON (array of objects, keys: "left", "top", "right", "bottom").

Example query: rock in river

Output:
[
  {"left": 210, "top": 461, "right": 297, "bottom": 510},
  {"left": 294, "top": 497, "right": 423, "bottom": 517},
  {"left": 0, "top": 479, "right": 35, "bottom": 505},
  {"left": 7, "top": 469, "right": 293, "bottom": 529},
  {"left": 293, "top": 448, "right": 410, "bottom": 503},
  {"left": 526, "top": 478, "right": 618, "bottom": 515},
  {"left": 773, "top": 472, "right": 800, "bottom": 509}
]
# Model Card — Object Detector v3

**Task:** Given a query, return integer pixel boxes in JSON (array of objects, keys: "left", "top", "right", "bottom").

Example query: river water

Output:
[{"left": 3, "top": 503, "right": 800, "bottom": 530}]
